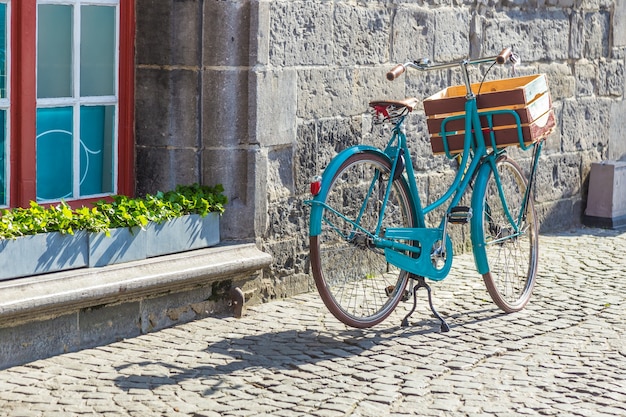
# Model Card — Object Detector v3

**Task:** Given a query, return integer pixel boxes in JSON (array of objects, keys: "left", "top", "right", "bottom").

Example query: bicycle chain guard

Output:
[{"left": 383, "top": 227, "right": 453, "bottom": 281}]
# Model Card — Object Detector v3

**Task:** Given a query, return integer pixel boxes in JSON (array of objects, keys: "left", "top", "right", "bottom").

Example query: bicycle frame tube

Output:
[
  {"left": 308, "top": 144, "right": 384, "bottom": 237},
  {"left": 307, "top": 140, "right": 423, "bottom": 238},
  {"left": 386, "top": 124, "right": 426, "bottom": 229}
]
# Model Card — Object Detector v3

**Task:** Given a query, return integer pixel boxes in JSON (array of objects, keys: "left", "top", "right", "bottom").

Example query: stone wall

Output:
[{"left": 135, "top": 0, "right": 626, "bottom": 300}]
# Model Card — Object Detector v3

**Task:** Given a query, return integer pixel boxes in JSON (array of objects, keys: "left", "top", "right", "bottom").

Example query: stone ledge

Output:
[{"left": 0, "top": 242, "right": 272, "bottom": 327}]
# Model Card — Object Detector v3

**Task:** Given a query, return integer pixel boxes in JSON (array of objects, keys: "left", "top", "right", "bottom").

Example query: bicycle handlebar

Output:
[
  {"left": 386, "top": 47, "right": 519, "bottom": 81},
  {"left": 386, "top": 64, "right": 405, "bottom": 81},
  {"left": 496, "top": 47, "right": 513, "bottom": 64}
]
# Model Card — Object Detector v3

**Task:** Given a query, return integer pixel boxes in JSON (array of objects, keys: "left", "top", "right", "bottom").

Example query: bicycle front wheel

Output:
[
  {"left": 309, "top": 152, "right": 416, "bottom": 328},
  {"left": 474, "top": 155, "right": 538, "bottom": 312}
]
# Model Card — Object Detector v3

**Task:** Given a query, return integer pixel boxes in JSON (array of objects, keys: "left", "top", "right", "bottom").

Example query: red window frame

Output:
[{"left": 9, "top": 0, "right": 135, "bottom": 208}]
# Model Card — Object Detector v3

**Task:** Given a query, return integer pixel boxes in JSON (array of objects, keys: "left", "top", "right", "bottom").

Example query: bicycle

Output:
[{"left": 305, "top": 48, "right": 555, "bottom": 331}]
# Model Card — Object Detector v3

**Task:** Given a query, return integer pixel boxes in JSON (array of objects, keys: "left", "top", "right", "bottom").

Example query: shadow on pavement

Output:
[{"left": 112, "top": 306, "right": 504, "bottom": 394}]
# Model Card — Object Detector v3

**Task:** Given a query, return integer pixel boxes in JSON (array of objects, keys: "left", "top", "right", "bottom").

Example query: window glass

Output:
[
  {"left": 81, "top": 6, "right": 116, "bottom": 97},
  {"left": 80, "top": 105, "right": 114, "bottom": 195},
  {"left": 37, "top": 4, "right": 73, "bottom": 98},
  {"left": 36, "top": 107, "right": 73, "bottom": 201}
]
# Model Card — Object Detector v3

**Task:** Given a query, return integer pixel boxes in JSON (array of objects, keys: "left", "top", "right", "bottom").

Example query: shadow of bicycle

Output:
[{"left": 112, "top": 304, "right": 508, "bottom": 394}]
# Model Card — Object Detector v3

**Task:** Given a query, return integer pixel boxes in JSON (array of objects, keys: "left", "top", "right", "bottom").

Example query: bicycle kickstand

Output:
[{"left": 401, "top": 274, "right": 450, "bottom": 332}]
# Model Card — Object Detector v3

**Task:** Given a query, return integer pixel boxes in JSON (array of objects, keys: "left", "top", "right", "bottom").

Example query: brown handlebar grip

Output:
[
  {"left": 496, "top": 47, "right": 513, "bottom": 64},
  {"left": 386, "top": 64, "right": 406, "bottom": 81}
]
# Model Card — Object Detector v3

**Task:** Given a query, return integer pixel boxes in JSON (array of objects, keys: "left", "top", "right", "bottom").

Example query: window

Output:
[{"left": 2, "top": 0, "right": 134, "bottom": 208}]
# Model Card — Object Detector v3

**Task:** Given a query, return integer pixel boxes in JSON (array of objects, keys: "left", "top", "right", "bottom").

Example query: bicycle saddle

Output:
[{"left": 369, "top": 97, "right": 419, "bottom": 112}]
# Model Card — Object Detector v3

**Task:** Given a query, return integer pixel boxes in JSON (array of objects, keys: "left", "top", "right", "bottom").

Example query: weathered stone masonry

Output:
[{"left": 135, "top": 0, "right": 625, "bottom": 301}]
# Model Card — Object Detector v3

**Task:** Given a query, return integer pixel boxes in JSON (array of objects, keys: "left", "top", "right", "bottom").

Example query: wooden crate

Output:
[
  {"left": 430, "top": 110, "right": 556, "bottom": 154},
  {"left": 423, "top": 74, "right": 554, "bottom": 155}
]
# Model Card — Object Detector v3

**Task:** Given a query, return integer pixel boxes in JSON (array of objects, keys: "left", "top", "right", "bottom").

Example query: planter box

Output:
[
  {"left": 88, "top": 227, "right": 147, "bottom": 267},
  {"left": 0, "top": 213, "right": 221, "bottom": 278},
  {"left": 0, "top": 231, "right": 88, "bottom": 281},
  {"left": 146, "top": 213, "right": 220, "bottom": 258}
]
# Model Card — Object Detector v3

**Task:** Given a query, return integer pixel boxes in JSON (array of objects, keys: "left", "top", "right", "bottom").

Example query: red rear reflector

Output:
[{"left": 310, "top": 176, "right": 322, "bottom": 196}]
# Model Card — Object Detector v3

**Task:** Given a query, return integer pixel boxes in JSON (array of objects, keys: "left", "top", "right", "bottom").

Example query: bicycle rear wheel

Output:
[
  {"left": 309, "top": 152, "right": 416, "bottom": 328},
  {"left": 474, "top": 155, "right": 538, "bottom": 312}
]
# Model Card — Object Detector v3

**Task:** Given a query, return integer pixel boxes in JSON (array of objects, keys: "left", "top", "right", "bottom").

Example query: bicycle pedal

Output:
[
  {"left": 385, "top": 285, "right": 411, "bottom": 302},
  {"left": 447, "top": 206, "right": 472, "bottom": 224}
]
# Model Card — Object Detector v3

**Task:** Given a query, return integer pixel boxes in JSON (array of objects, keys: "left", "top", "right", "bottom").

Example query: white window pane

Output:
[
  {"left": 81, "top": 5, "right": 116, "bottom": 97},
  {"left": 37, "top": 4, "right": 73, "bottom": 99}
]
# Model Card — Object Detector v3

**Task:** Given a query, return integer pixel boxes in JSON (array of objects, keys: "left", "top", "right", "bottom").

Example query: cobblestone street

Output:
[{"left": 1, "top": 228, "right": 625, "bottom": 416}]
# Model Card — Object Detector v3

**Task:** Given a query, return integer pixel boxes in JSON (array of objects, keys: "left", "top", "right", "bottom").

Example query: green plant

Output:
[
  {"left": 160, "top": 184, "right": 227, "bottom": 217},
  {"left": 0, "top": 184, "right": 227, "bottom": 240},
  {"left": 0, "top": 201, "right": 77, "bottom": 239}
]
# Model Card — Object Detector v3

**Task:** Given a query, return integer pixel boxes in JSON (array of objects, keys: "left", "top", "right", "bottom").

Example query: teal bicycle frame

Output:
[{"left": 308, "top": 57, "right": 544, "bottom": 283}]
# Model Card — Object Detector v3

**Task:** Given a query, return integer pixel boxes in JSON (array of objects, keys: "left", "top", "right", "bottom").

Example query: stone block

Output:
[
  {"left": 250, "top": 0, "right": 271, "bottom": 66},
  {"left": 140, "top": 288, "right": 213, "bottom": 333},
  {"left": 297, "top": 67, "right": 404, "bottom": 119},
  {"left": 482, "top": 10, "right": 569, "bottom": 62},
  {"left": 598, "top": 59, "right": 625, "bottom": 97},
  {"left": 203, "top": 0, "right": 251, "bottom": 67},
  {"left": 262, "top": 238, "right": 298, "bottom": 279},
  {"left": 136, "top": 0, "right": 201, "bottom": 66},
  {"left": 570, "top": 12, "right": 584, "bottom": 60},
  {"left": 316, "top": 117, "right": 362, "bottom": 161},
  {"left": 80, "top": 302, "right": 141, "bottom": 349},
  {"left": 267, "top": 147, "right": 295, "bottom": 203},
  {"left": 533, "top": 153, "right": 582, "bottom": 204},
  {"left": 615, "top": 0, "right": 626, "bottom": 47},
  {"left": 433, "top": 8, "right": 470, "bottom": 61},
  {"left": 560, "top": 97, "right": 611, "bottom": 153},
  {"left": 536, "top": 197, "right": 580, "bottom": 233},
  {"left": 135, "top": 68, "right": 200, "bottom": 148},
  {"left": 391, "top": 6, "right": 434, "bottom": 62},
  {"left": 136, "top": 147, "right": 200, "bottom": 196},
  {"left": 201, "top": 68, "right": 249, "bottom": 148},
  {"left": 269, "top": 1, "right": 334, "bottom": 66},
  {"left": 537, "top": 62, "right": 575, "bottom": 100},
  {"left": 202, "top": 148, "right": 265, "bottom": 240},
  {"left": 609, "top": 99, "right": 626, "bottom": 160},
  {"left": 266, "top": 198, "right": 307, "bottom": 243},
  {"left": 574, "top": 60, "right": 597, "bottom": 97},
  {"left": 0, "top": 314, "right": 79, "bottom": 370},
  {"left": 584, "top": 11, "right": 610, "bottom": 58},
  {"left": 334, "top": 4, "right": 391, "bottom": 65},
  {"left": 295, "top": 122, "right": 319, "bottom": 193},
  {"left": 583, "top": 161, "right": 626, "bottom": 228},
  {"left": 250, "top": 68, "right": 297, "bottom": 147}
]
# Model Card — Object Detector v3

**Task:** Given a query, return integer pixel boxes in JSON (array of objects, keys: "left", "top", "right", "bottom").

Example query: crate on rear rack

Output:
[{"left": 423, "top": 74, "right": 555, "bottom": 156}]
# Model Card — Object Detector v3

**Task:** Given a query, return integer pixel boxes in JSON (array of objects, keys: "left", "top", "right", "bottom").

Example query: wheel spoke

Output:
[
  {"left": 310, "top": 153, "right": 415, "bottom": 328},
  {"left": 480, "top": 157, "right": 538, "bottom": 312}
]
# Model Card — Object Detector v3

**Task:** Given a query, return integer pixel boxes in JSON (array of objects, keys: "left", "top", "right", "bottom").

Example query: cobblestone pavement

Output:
[{"left": 1, "top": 227, "right": 625, "bottom": 417}]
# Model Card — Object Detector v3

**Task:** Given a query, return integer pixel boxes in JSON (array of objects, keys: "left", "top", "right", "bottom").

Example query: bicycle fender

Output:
[
  {"left": 470, "top": 161, "right": 492, "bottom": 275},
  {"left": 308, "top": 146, "right": 391, "bottom": 237}
]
